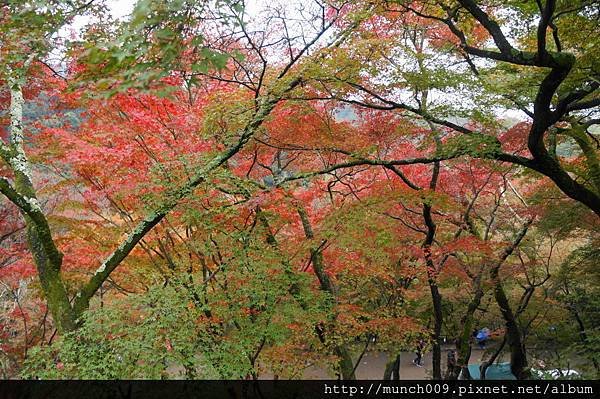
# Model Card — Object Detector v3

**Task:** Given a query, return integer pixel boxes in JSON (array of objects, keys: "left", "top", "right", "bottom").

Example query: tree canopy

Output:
[{"left": 0, "top": 0, "right": 598, "bottom": 380}]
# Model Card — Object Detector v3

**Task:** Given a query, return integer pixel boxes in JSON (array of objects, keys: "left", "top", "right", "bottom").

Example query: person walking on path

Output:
[
  {"left": 445, "top": 349, "right": 457, "bottom": 378},
  {"left": 413, "top": 339, "right": 425, "bottom": 367}
]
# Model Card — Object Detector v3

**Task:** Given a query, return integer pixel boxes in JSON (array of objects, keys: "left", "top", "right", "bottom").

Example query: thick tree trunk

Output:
[
  {"left": 383, "top": 354, "right": 400, "bottom": 380},
  {"left": 25, "top": 222, "right": 76, "bottom": 332},
  {"left": 3, "top": 81, "right": 76, "bottom": 332},
  {"left": 492, "top": 280, "right": 528, "bottom": 379},
  {"left": 532, "top": 154, "right": 600, "bottom": 217},
  {"left": 455, "top": 0, "right": 600, "bottom": 217},
  {"left": 336, "top": 347, "right": 357, "bottom": 380},
  {"left": 16, "top": 172, "right": 76, "bottom": 332}
]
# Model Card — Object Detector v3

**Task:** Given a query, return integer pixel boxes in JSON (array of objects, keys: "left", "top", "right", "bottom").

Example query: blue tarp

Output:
[
  {"left": 467, "top": 362, "right": 516, "bottom": 380},
  {"left": 476, "top": 328, "right": 490, "bottom": 341}
]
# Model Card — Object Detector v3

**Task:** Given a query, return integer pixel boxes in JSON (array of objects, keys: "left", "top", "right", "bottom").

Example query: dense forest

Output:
[{"left": 0, "top": 0, "right": 598, "bottom": 380}]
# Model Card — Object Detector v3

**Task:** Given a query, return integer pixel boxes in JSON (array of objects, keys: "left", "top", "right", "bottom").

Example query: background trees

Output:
[{"left": 1, "top": 0, "right": 598, "bottom": 379}]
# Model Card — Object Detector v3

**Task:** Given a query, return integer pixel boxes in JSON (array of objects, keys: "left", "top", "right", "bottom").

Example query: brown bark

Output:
[
  {"left": 421, "top": 146, "right": 443, "bottom": 379},
  {"left": 447, "top": 279, "right": 484, "bottom": 380},
  {"left": 383, "top": 354, "right": 401, "bottom": 380},
  {"left": 488, "top": 220, "right": 533, "bottom": 379},
  {"left": 297, "top": 206, "right": 356, "bottom": 380}
]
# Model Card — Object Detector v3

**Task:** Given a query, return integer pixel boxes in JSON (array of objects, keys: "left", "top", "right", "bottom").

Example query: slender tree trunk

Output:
[
  {"left": 568, "top": 306, "right": 600, "bottom": 372},
  {"left": 428, "top": 278, "right": 443, "bottom": 379},
  {"left": 422, "top": 158, "right": 443, "bottom": 380},
  {"left": 448, "top": 280, "right": 484, "bottom": 380},
  {"left": 480, "top": 336, "right": 506, "bottom": 380},
  {"left": 297, "top": 206, "right": 355, "bottom": 379},
  {"left": 423, "top": 206, "right": 443, "bottom": 379},
  {"left": 488, "top": 221, "right": 533, "bottom": 379}
]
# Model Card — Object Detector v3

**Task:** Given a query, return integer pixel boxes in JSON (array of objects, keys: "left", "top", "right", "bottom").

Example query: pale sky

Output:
[
  {"left": 67, "top": 0, "right": 270, "bottom": 37},
  {"left": 61, "top": 0, "right": 528, "bottom": 123},
  {"left": 107, "top": 0, "right": 134, "bottom": 19},
  {"left": 105, "top": 0, "right": 265, "bottom": 21}
]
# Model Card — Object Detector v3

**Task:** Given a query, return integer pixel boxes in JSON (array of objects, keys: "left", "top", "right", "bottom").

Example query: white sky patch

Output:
[
  {"left": 51, "top": 0, "right": 532, "bottom": 127},
  {"left": 106, "top": 0, "right": 135, "bottom": 19},
  {"left": 59, "top": 0, "right": 270, "bottom": 42},
  {"left": 62, "top": 0, "right": 134, "bottom": 37}
]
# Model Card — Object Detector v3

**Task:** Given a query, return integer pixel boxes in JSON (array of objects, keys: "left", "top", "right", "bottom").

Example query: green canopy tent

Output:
[{"left": 464, "top": 362, "right": 517, "bottom": 380}]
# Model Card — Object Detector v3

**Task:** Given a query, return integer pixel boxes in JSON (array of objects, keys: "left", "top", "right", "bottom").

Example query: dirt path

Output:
[{"left": 301, "top": 346, "right": 488, "bottom": 379}]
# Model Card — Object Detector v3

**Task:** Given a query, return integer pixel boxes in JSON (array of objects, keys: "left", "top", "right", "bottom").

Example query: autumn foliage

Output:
[{"left": 1, "top": 0, "right": 599, "bottom": 380}]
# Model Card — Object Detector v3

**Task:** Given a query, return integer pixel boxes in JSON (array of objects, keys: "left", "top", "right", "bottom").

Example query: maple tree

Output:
[
  {"left": 0, "top": 0, "right": 598, "bottom": 381},
  {"left": 304, "top": 0, "right": 599, "bottom": 216}
]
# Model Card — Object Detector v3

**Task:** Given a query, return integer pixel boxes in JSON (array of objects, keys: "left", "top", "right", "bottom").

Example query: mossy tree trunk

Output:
[
  {"left": 1, "top": 80, "right": 76, "bottom": 333},
  {"left": 0, "top": 77, "right": 301, "bottom": 333}
]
